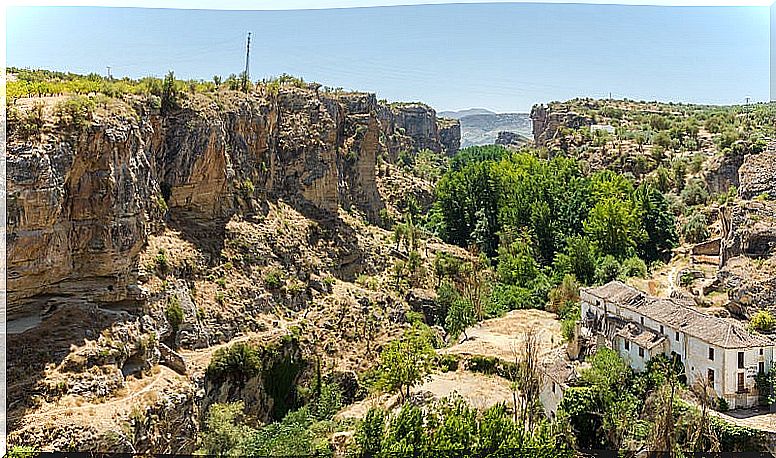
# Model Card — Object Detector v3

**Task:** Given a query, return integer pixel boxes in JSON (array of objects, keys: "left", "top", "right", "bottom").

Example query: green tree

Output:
[
  {"left": 445, "top": 296, "right": 476, "bottom": 341},
  {"left": 584, "top": 197, "right": 645, "bottom": 260},
  {"left": 161, "top": 70, "right": 178, "bottom": 114},
  {"left": 750, "top": 310, "right": 775, "bottom": 333},
  {"left": 553, "top": 236, "right": 597, "bottom": 285},
  {"left": 633, "top": 183, "right": 677, "bottom": 262},
  {"left": 355, "top": 407, "right": 386, "bottom": 457},
  {"left": 377, "top": 331, "right": 435, "bottom": 400},
  {"left": 198, "top": 401, "right": 256, "bottom": 456}
]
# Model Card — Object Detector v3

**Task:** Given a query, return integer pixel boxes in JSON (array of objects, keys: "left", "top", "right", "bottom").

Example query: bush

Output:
[
  {"left": 716, "top": 397, "right": 729, "bottom": 412},
  {"left": 165, "top": 296, "right": 184, "bottom": 335},
  {"left": 437, "top": 354, "right": 460, "bottom": 372},
  {"left": 54, "top": 95, "right": 95, "bottom": 129},
  {"left": 680, "top": 179, "right": 709, "bottom": 207},
  {"left": 619, "top": 257, "right": 648, "bottom": 279},
  {"left": 682, "top": 213, "right": 709, "bottom": 243},
  {"left": 595, "top": 255, "right": 621, "bottom": 284},
  {"left": 264, "top": 268, "right": 285, "bottom": 289},
  {"left": 198, "top": 402, "right": 255, "bottom": 456},
  {"left": 154, "top": 250, "right": 169, "bottom": 275},
  {"left": 750, "top": 310, "right": 775, "bottom": 333},
  {"left": 561, "top": 304, "right": 581, "bottom": 342},
  {"left": 206, "top": 342, "right": 262, "bottom": 385}
]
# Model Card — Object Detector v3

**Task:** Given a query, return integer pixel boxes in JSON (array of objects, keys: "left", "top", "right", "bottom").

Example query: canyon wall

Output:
[{"left": 7, "top": 87, "right": 459, "bottom": 321}]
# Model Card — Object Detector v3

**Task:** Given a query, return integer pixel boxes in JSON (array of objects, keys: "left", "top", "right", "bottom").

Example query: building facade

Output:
[{"left": 580, "top": 281, "right": 774, "bottom": 409}]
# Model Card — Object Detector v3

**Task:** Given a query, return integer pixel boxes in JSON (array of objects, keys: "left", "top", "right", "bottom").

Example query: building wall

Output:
[{"left": 684, "top": 335, "right": 726, "bottom": 400}]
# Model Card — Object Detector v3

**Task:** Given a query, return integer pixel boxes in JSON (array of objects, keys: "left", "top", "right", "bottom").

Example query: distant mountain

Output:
[
  {"left": 438, "top": 108, "right": 496, "bottom": 119},
  {"left": 444, "top": 111, "right": 533, "bottom": 148}
]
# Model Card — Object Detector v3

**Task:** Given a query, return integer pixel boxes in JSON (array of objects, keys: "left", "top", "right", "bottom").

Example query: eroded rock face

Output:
[
  {"left": 7, "top": 88, "right": 452, "bottom": 320},
  {"left": 7, "top": 116, "right": 160, "bottom": 317},
  {"left": 704, "top": 148, "right": 744, "bottom": 195},
  {"left": 721, "top": 200, "right": 776, "bottom": 262},
  {"left": 530, "top": 104, "right": 594, "bottom": 147},
  {"left": 438, "top": 117, "right": 461, "bottom": 155},
  {"left": 739, "top": 145, "right": 776, "bottom": 200}
]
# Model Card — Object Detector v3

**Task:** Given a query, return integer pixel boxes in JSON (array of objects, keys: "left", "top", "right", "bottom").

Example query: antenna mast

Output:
[{"left": 242, "top": 32, "right": 251, "bottom": 93}]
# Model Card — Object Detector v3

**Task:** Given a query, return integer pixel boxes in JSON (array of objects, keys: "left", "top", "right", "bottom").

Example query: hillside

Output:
[{"left": 6, "top": 70, "right": 776, "bottom": 456}]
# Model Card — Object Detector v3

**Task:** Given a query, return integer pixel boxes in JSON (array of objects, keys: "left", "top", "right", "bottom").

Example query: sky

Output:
[{"left": 6, "top": 2, "right": 771, "bottom": 112}]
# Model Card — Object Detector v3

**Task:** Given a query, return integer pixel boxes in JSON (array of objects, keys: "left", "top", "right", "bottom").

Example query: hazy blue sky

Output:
[{"left": 7, "top": 3, "right": 770, "bottom": 112}]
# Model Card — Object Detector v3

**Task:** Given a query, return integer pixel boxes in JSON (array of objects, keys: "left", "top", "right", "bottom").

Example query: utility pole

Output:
[
  {"left": 242, "top": 32, "right": 251, "bottom": 93},
  {"left": 745, "top": 96, "right": 751, "bottom": 105}
]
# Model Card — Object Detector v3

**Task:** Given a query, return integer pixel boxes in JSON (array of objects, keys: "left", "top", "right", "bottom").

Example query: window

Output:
[
  {"left": 624, "top": 339, "right": 630, "bottom": 351},
  {"left": 640, "top": 317, "right": 644, "bottom": 326},
  {"left": 738, "top": 373, "right": 745, "bottom": 393},
  {"left": 638, "top": 347, "right": 644, "bottom": 358},
  {"left": 708, "top": 347, "right": 714, "bottom": 361},
  {"left": 760, "top": 348, "right": 764, "bottom": 356},
  {"left": 553, "top": 382, "right": 557, "bottom": 394},
  {"left": 675, "top": 331, "right": 679, "bottom": 341},
  {"left": 708, "top": 369, "right": 715, "bottom": 385},
  {"left": 738, "top": 352, "right": 745, "bottom": 369},
  {"left": 660, "top": 325, "right": 664, "bottom": 334},
  {"left": 760, "top": 362, "right": 765, "bottom": 374}
]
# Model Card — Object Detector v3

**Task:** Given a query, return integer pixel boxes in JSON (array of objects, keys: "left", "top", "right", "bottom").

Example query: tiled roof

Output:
[
  {"left": 615, "top": 322, "right": 666, "bottom": 350},
  {"left": 585, "top": 281, "right": 774, "bottom": 349}
]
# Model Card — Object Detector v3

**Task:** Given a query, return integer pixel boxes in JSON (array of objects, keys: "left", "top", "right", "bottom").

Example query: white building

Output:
[{"left": 580, "top": 281, "right": 775, "bottom": 409}]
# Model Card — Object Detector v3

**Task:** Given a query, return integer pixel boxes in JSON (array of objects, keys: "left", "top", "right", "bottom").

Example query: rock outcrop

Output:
[
  {"left": 7, "top": 88, "right": 455, "bottom": 321},
  {"left": 438, "top": 117, "right": 461, "bottom": 155},
  {"left": 738, "top": 145, "right": 776, "bottom": 200},
  {"left": 530, "top": 104, "right": 593, "bottom": 146},
  {"left": 495, "top": 131, "right": 531, "bottom": 148},
  {"left": 704, "top": 149, "right": 744, "bottom": 195}
]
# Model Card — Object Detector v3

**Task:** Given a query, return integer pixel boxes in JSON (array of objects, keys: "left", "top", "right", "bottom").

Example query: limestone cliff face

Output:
[
  {"left": 530, "top": 103, "right": 593, "bottom": 146},
  {"left": 438, "top": 117, "right": 461, "bottom": 155},
  {"left": 378, "top": 102, "right": 459, "bottom": 160},
  {"left": 7, "top": 116, "right": 161, "bottom": 316},
  {"left": 7, "top": 87, "right": 450, "bottom": 321}
]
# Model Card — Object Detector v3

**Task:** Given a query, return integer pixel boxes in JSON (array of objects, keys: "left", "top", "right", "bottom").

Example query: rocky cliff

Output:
[
  {"left": 530, "top": 103, "right": 593, "bottom": 147},
  {"left": 7, "top": 88, "right": 456, "bottom": 322}
]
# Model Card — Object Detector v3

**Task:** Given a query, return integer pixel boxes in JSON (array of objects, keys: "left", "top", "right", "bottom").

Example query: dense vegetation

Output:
[{"left": 428, "top": 145, "right": 676, "bottom": 318}]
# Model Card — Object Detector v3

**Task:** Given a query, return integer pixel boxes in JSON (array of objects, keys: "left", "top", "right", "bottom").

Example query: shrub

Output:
[
  {"left": 619, "top": 257, "right": 648, "bottom": 279},
  {"left": 716, "top": 396, "right": 729, "bottom": 412},
  {"left": 7, "top": 447, "right": 38, "bottom": 458},
  {"left": 595, "top": 255, "right": 621, "bottom": 284},
  {"left": 165, "top": 296, "right": 184, "bottom": 335},
  {"left": 206, "top": 342, "right": 262, "bottom": 385},
  {"left": 680, "top": 179, "right": 709, "bottom": 207},
  {"left": 198, "top": 401, "right": 255, "bottom": 456},
  {"left": 154, "top": 250, "right": 169, "bottom": 275},
  {"left": 54, "top": 95, "right": 95, "bottom": 129},
  {"left": 561, "top": 304, "right": 581, "bottom": 342},
  {"left": 750, "top": 310, "right": 775, "bottom": 333},
  {"left": 437, "top": 354, "right": 460, "bottom": 372},
  {"left": 264, "top": 268, "right": 285, "bottom": 289},
  {"left": 682, "top": 213, "right": 709, "bottom": 243},
  {"left": 356, "top": 274, "right": 379, "bottom": 291}
]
